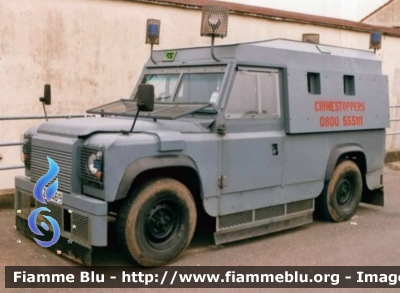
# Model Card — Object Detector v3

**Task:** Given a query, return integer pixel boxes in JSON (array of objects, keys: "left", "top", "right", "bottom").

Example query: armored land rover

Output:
[{"left": 15, "top": 8, "right": 389, "bottom": 266}]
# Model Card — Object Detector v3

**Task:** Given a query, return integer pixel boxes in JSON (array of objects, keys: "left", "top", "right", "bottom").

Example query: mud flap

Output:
[
  {"left": 361, "top": 188, "right": 384, "bottom": 207},
  {"left": 16, "top": 216, "right": 93, "bottom": 265}
]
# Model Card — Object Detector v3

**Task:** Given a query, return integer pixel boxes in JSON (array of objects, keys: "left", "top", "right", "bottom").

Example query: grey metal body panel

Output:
[
  {"left": 221, "top": 131, "right": 285, "bottom": 193},
  {"left": 142, "top": 130, "right": 185, "bottom": 151},
  {"left": 282, "top": 130, "right": 385, "bottom": 186},
  {"left": 283, "top": 69, "right": 389, "bottom": 133}
]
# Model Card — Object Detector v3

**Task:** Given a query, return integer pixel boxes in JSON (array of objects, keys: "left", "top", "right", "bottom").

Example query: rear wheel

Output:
[
  {"left": 116, "top": 178, "right": 197, "bottom": 266},
  {"left": 316, "top": 160, "right": 362, "bottom": 222}
]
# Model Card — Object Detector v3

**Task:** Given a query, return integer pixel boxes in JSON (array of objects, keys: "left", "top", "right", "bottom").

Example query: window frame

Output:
[{"left": 225, "top": 67, "right": 282, "bottom": 119}]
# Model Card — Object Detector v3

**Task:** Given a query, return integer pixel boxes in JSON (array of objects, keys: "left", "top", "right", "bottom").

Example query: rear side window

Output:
[
  {"left": 307, "top": 72, "right": 321, "bottom": 95},
  {"left": 344, "top": 75, "right": 355, "bottom": 96},
  {"left": 226, "top": 69, "right": 280, "bottom": 118}
]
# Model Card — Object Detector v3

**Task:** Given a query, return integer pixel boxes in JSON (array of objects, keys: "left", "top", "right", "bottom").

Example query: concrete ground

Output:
[{"left": 1, "top": 164, "right": 400, "bottom": 293}]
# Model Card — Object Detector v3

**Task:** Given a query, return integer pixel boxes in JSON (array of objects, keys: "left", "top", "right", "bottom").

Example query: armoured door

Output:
[{"left": 219, "top": 67, "right": 286, "bottom": 214}]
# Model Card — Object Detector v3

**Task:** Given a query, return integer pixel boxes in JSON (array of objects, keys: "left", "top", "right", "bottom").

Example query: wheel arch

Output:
[
  {"left": 115, "top": 155, "right": 203, "bottom": 204},
  {"left": 325, "top": 144, "right": 367, "bottom": 182}
]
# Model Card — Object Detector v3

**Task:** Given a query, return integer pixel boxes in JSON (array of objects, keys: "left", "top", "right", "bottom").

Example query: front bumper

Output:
[{"left": 15, "top": 176, "right": 108, "bottom": 265}]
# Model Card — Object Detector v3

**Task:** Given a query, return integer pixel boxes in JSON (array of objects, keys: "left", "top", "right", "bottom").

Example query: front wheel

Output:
[
  {"left": 116, "top": 178, "right": 197, "bottom": 266},
  {"left": 316, "top": 160, "right": 362, "bottom": 222}
]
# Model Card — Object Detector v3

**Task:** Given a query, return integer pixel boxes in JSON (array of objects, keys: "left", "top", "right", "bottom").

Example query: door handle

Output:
[{"left": 272, "top": 144, "right": 278, "bottom": 156}]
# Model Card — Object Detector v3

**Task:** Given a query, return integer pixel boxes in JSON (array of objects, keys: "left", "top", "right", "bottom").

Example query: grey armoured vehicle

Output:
[{"left": 15, "top": 9, "right": 389, "bottom": 266}]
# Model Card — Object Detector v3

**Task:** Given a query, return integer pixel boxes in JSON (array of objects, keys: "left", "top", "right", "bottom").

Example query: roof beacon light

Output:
[
  {"left": 146, "top": 19, "right": 161, "bottom": 64},
  {"left": 369, "top": 30, "right": 382, "bottom": 53},
  {"left": 201, "top": 5, "right": 229, "bottom": 62}
]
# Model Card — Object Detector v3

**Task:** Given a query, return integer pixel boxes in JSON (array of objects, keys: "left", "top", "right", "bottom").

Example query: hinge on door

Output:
[
  {"left": 218, "top": 175, "right": 227, "bottom": 188},
  {"left": 216, "top": 124, "right": 227, "bottom": 135}
]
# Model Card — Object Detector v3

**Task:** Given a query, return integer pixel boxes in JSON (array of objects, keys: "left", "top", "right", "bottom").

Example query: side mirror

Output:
[
  {"left": 137, "top": 84, "right": 154, "bottom": 112},
  {"left": 39, "top": 84, "right": 51, "bottom": 105}
]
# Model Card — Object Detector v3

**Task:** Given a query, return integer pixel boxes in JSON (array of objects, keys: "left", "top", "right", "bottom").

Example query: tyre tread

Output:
[
  {"left": 116, "top": 178, "right": 196, "bottom": 266},
  {"left": 316, "top": 160, "right": 362, "bottom": 222}
]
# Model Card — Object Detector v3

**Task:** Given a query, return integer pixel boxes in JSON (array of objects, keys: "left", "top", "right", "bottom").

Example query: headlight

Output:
[
  {"left": 87, "top": 151, "right": 103, "bottom": 179},
  {"left": 21, "top": 137, "right": 31, "bottom": 169},
  {"left": 79, "top": 145, "right": 104, "bottom": 189}
]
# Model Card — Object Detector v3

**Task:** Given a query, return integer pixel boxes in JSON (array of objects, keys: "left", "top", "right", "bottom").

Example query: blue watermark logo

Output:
[{"left": 27, "top": 157, "right": 61, "bottom": 248}]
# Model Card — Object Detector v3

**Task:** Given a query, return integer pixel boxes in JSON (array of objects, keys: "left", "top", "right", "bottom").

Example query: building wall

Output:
[
  {"left": 362, "top": 0, "right": 400, "bottom": 27},
  {"left": 1, "top": 0, "right": 400, "bottom": 189},
  {"left": 220, "top": 0, "right": 390, "bottom": 22}
]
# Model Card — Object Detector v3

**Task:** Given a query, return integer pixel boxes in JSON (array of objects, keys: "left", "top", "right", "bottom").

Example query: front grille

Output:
[
  {"left": 16, "top": 190, "right": 32, "bottom": 218},
  {"left": 31, "top": 146, "right": 72, "bottom": 193},
  {"left": 22, "top": 138, "right": 32, "bottom": 169},
  {"left": 35, "top": 200, "right": 90, "bottom": 246},
  {"left": 36, "top": 201, "right": 63, "bottom": 229},
  {"left": 72, "top": 213, "right": 90, "bottom": 246}
]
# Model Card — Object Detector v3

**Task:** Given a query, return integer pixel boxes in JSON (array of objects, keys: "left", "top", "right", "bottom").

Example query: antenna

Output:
[{"left": 200, "top": 5, "right": 229, "bottom": 62}]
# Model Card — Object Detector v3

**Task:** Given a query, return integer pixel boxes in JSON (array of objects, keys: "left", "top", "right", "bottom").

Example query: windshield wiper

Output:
[{"left": 155, "top": 95, "right": 172, "bottom": 101}]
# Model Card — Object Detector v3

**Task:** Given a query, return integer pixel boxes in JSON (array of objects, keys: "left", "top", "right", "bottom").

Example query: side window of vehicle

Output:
[
  {"left": 175, "top": 73, "right": 224, "bottom": 103},
  {"left": 226, "top": 69, "right": 281, "bottom": 118}
]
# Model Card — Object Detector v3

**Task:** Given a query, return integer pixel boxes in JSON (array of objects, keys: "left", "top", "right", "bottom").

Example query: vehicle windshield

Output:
[
  {"left": 142, "top": 74, "right": 180, "bottom": 102},
  {"left": 86, "top": 70, "right": 226, "bottom": 119},
  {"left": 138, "top": 72, "right": 224, "bottom": 105}
]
